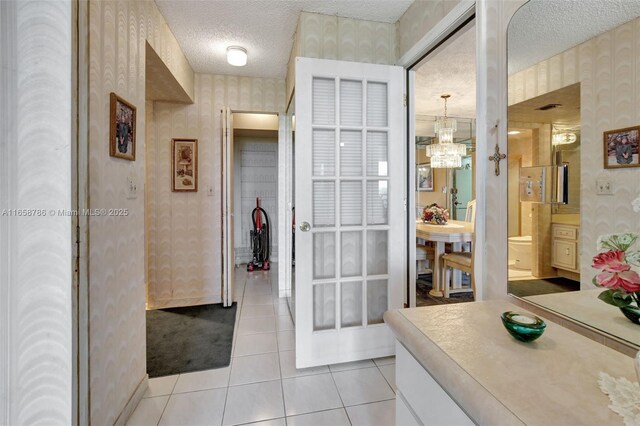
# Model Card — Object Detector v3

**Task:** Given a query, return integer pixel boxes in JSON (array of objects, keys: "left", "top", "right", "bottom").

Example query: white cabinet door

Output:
[{"left": 295, "top": 57, "right": 405, "bottom": 368}]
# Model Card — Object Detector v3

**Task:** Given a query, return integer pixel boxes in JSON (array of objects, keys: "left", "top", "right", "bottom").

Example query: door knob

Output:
[{"left": 299, "top": 221, "right": 311, "bottom": 232}]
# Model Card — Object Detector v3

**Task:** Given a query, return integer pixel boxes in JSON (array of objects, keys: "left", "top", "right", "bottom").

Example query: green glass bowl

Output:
[{"left": 501, "top": 311, "right": 546, "bottom": 342}]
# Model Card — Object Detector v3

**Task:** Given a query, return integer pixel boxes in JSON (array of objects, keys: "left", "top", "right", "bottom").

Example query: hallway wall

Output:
[
  {"left": 508, "top": 16, "right": 640, "bottom": 288},
  {"left": 146, "top": 74, "right": 286, "bottom": 310},
  {"left": 87, "top": 1, "right": 194, "bottom": 424}
]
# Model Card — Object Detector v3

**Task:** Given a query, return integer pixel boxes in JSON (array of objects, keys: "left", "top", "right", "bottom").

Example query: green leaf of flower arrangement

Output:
[{"left": 598, "top": 289, "right": 633, "bottom": 307}]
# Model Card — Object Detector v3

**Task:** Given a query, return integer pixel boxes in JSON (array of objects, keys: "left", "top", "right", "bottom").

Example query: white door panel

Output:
[{"left": 295, "top": 57, "right": 405, "bottom": 368}]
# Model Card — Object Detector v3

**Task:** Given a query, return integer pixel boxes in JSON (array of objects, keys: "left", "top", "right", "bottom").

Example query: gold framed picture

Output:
[
  {"left": 109, "top": 92, "right": 136, "bottom": 161},
  {"left": 603, "top": 126, "right": 640, "bottom": 169},
  {"left": 172, "top": 138, "right": 198, "bottom": 192}
]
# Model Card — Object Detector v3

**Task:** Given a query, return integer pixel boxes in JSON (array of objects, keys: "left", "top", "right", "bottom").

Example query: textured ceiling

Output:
[
  {"left": 155, "top": 0, "right": 413, "bottom": 78},
  {"left": 508, "top": 83, "right": 580, "bottom": 126},
  {"left": 509, "top": 0, "right": 640, "bottom": 74},
  {"left": 414, "top": 24, "right": 476, "bottom": 118}
]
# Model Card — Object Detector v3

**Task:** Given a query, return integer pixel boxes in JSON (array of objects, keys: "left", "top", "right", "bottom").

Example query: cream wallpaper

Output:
[
  {"left": 147, "top": 74, "right": 286, "bottom": 309},
  {"left": 395, "top": 0, "right": 462, "bottom": 60},
  {"left": 87, "top": 1, "right": 194, "bottom": 424},
  {"left": 508, "top": 16, "right": 640, "bottom": 289},
  {"left": 286, "top": 12, "right": 396, "bottom": 103},
  {"left": 1, "top": 1, "right": 72, "bottom": 424}
]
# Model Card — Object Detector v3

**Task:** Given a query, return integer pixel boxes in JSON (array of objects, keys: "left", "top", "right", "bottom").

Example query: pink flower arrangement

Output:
[
  {"left": 422, "top": 203, "right": 449, "bottom": 225},
  {"left": 592, "top": 233, "right": 640, "bottom": 313}
]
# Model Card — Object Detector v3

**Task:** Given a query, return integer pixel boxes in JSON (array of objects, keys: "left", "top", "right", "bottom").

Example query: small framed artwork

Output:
[
  {"left": 172, "top": 138, "right": 198, "bottom": 192},
  {"left": 416, "top": 163, "right": 433, "bottom": 192},
  {"left": 603, "top": 126, "right": 640, "bottom": 169},
  {"left": 109, "top": 92, "right": 136, "bottom": 161}
]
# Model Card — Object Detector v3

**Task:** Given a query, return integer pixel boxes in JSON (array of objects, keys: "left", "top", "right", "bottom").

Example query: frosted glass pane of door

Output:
[
  {"left": 340, "top": 80, "right": 362, "bottom": 126},
  {"left": 340, "top": 130, "right": 362, "bottom": 176},
  {"left": 366, "top": 131, "right": 388, "bottom": 176},
  {"left": 341, "top": 231, "right": 362, "bottom": 277},
  {"left": 313, "top": 129, "right": 335, "bottom": 177},
  {"left": 366, "top": 180, "right": 388, "bottom": 225},
  {"left": 367, "top": 279, "right": 387, "bottom": 325},
  {"left": 313, "top": 77, "right": 335, "bottom": 125},
  {"left": 366, "top": 82, "right": 387, "bottom": 127},
  {"left": 341, "top": 281, "right": 363, "bottom": 328},
  {"left": 340, "top": 181, "right": 362, "bottom": 226},
  {"left": 313, "top": 283, "right": 336, "bottom": 331},
  {"left": 367, "top": 230, "right": 388, "bottom": 275},
  {"left": 313, "top": 232, "right": 336, "bottom": 279},
  {"left": 313, "top": 181, "right": 335, "bottom": 227}
]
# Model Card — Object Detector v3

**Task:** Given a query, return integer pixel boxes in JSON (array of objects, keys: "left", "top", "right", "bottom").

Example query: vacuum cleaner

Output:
[{"left": 247, "top": 197, "right": 270, "bottom": 272}]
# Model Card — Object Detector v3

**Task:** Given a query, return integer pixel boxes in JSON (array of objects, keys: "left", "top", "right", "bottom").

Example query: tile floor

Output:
[{"left": 128, "top": 267, "right": 396, "bottom": 426}]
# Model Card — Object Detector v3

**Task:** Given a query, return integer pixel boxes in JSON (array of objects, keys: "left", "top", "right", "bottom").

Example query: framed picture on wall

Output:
[
  {"left": 172, "top": 138, "right": 198, "bottom": 192},
  {"left": 416, "top": 163, "right": 433, "bottom": 192},
  {"left": 109, "top": 92, "right": 136, "bottom": 161},
  {"left": 603, "top": 126, "right": 640, "bottom": 169}
]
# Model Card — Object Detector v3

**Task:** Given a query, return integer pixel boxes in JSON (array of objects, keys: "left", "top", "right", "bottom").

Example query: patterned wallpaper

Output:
[
  {"left": 1, "top": 1, "right": 72, "bottom": 424},
  {"left": 395, "top": 0, "right": 462, "bottom": 60},
  {"left": 87, "top": 1, "right": 194, "bottom": 424},
  {"left": 508, "top": 16, "right": 640, "bottom": 289},
  {"left": 286, "top": 12, "right": 396, "bottom": 103},
  {"left": 147, "top": 74, "right": 286, "bottom": 309}
]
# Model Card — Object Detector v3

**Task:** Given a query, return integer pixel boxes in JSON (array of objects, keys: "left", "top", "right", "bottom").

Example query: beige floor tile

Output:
[
  {"left": 373, "top": 356, "right": 395, "bottom": 367},
  {"left": 158, "top": 388, "right": 226, "bottom": 426},
  {"left": 328, "top": 359, "right": 375, "bottom": 372},
  {"left": 346, "top": 399, "right": 395, "bottom": 426},
  {"left": 276, "top": 315, "right": 294, "bottom": 331},
  {"left": 243, "top": 293, "right": 274, "bottom": 306},
  {"left": 234, "top": 332, "right": 278, "bottom": 357},
  {"left": 144, "top": 375, "right": 178, "bottom": 398},
  {"left": 332, "top": 367, "right": 395, "bottom": 406},
  {"left": 378, "top": 364, "right": 395, "bottom": 391},
  {"left": 277, "top": 330, "right": 295, "bottom": 351},
  {"left": 229, "top": 352, "right": 281, "bottom": 386},
  {"left": 279, "top": 350, "right": 330, "bottom": 379},
  {"left": 240, "top": 304, "right": 275, "bottom": 319},
  {"left": 237, "top": 316, "right": 277, "bottom": 335},
  {"left": 126, "top": 396, "right": 169, "bottom": 426},
  {"left": 172, "top": 367, "right": 231, "bottom": 394},
  {"left": 241, "top": 418, "right": 286, "bottom": 426},
  {"left": 223, "top": 380, "right": 285, "bottom": 426},
  {"left": 286, "top": 408, "right": 350, "bottom": 426},
  {"left": 281, "top": 373, "right": 343, "bottom": 416}
]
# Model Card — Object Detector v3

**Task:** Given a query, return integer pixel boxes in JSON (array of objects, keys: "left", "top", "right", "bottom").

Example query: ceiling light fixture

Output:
[
  {"left": 227, "top": 46, "right": 247, "bottom": 66},
  {"left": 552, "top": 132, "right": 577, "bottom": 145},
  {"left": 425, "top": 94, "right": 466, "bottom": 168}
]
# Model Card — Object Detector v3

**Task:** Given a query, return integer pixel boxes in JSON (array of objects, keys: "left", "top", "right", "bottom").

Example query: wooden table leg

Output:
[{"left": 429, "top": 241, "right": 444, "bottom": 297}]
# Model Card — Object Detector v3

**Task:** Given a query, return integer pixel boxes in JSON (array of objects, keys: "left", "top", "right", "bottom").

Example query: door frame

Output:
[{"left": 402, "top": 1, "right": 476, "bottom": 307}]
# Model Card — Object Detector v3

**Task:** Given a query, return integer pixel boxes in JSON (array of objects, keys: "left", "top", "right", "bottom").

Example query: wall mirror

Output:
[{"left": 507, "top": 0, "right": 640, "bottom": 352}]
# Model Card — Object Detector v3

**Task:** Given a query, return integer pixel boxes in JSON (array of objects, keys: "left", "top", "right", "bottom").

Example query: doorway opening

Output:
[{"left": 408, "top": 21, "right": 477, "bottom": 307}]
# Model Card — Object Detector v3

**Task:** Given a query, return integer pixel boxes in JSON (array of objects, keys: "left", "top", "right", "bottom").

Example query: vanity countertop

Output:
[
  {"left": 384, "top": 300, "right": 636, "bottom": 425},
  {"left": 551, "top": 213, "right": 580, "bottom": 226}
]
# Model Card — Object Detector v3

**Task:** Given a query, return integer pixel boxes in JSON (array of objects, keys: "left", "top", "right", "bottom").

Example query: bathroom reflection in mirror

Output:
[{"left": 506, "top": 0, "right": 640, "bottom": 352}]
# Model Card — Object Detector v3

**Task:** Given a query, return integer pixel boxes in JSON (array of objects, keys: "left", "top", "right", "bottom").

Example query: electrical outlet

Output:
[
  {"left": 127, "top": 176, "right": 137, "bottom": 199},
  {"left": 207, "top": 186, "right": 214, "bottom": 197},
  {"left": 596, "top": 178, "right": 613, "bottom": 195}
]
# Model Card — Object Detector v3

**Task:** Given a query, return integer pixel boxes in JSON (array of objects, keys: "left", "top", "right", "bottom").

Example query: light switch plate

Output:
[
  {"left": 596, "top": 178, "right": 613, "bottom": 195},
  {"left": 127, "top": 176, "right": 137, "bottom": 199}
]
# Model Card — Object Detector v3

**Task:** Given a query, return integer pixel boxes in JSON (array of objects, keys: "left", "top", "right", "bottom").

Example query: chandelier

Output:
[{"left": 425, "top": 94, "right": 466, "bottom": 168}]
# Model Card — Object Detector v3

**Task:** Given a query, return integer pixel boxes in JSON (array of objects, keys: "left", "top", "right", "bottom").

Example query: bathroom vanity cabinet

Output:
[{"left": 551, "top": 224, "right": 579, "bottom": 273}]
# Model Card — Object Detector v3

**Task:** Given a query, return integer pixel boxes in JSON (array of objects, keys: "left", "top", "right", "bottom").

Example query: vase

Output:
[{"left": 619, "top": 305, "right": 640, "bottom": 324}]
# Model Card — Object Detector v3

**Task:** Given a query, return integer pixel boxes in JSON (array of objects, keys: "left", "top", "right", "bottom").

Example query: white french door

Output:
[
  {"left": 294, "top": 57, "right": 405, "bottom": 368},
  {"left": 221, "top": 107, "right": 234, "bottom": 307}
]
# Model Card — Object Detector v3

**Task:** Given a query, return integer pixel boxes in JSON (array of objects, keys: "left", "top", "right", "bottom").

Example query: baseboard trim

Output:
[{"left": 114, "top": 374, "right": 148, "bottom": 426}]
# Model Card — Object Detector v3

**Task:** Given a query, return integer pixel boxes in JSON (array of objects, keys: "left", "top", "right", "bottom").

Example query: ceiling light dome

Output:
[{"left": 227, "top": 46, "right": 247, "bottom": 66}]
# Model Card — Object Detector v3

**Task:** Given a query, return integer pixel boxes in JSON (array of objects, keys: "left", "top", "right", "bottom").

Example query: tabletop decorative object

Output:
[
  {"left": 591, "top": 233, "right": 640, "bottom": 324},
  {"left": 422, "top": 203, "right": 449, "bottom": 225},
  {"left": 500, "top": 311, "right": 546, "bottom": 342}
]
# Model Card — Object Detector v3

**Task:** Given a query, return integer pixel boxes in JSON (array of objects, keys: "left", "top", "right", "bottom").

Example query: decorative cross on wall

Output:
[{"left": 489, "top": 144, "right": 506, "bottom": 176}]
